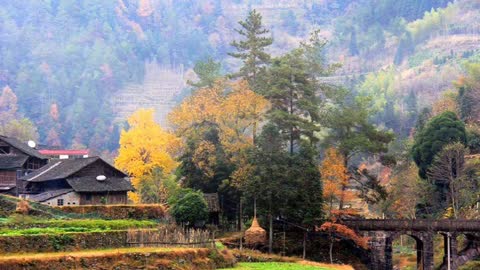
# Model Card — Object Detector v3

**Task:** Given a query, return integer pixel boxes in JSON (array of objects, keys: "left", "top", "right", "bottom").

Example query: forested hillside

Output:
[{"left": 0, "top": 0, "right": 479, "bottom": 157}]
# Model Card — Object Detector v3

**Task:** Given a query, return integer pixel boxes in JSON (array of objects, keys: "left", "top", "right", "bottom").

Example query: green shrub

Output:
[
  {"left": 170, "top": 190, "right": 208, "bottom": 227},
  {"left": 48, "top": 234, "right": 74, "bottom": 251}
]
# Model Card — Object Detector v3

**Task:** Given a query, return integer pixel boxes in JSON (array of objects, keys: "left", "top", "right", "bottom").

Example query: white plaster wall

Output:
[{"left": 43, "top": 192, "right": 80, "bottom": 206}]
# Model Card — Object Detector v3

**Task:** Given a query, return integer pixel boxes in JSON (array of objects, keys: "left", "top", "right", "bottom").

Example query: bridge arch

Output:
[
  {"left": 388, "top": 232, "right": 428, "bottom": 269},
  {"left": 343, "top": 219, "right": 480, "bottom": 270}
]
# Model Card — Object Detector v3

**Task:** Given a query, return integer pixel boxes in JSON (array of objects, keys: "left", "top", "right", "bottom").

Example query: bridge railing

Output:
[{"left": 342, "top": 219, "right": 480, "bottom": 232}]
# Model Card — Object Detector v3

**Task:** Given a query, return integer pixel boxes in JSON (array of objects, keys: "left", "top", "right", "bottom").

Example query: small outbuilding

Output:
[{"left": 203, "top": 193, "right": 221, "bottom": 225}]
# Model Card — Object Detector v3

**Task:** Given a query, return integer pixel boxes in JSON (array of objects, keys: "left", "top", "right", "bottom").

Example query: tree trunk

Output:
[
  {"left": 289, "top": 84, "right": 294, "bottom": 156},
  {"left": 329, "top": 239, "right": 334, "bottom": 264},
  {"left": 268, "top": 207, "right": 273, "bottom": 253},
  {"left": 240, "top": 197, "right": 243, "bottom": 250},
  {"left": 303, "top": 232, "right": 307, "bottom": 259}
]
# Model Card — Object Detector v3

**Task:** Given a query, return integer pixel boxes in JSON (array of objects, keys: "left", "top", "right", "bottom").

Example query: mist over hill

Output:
[{"left": 0, "top": 0, "right": 478, "bottom": 156}]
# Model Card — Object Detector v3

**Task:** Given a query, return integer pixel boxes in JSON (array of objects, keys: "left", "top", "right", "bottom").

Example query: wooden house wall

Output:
[
  {"left": 0, "top": 170, "right": 16, "bottom": 187},
  {"left": 25, "top": 157, "right": 47, "bottom": 170},
  {"left": 79, "top": 192, "right": 127, "bottom": 205}
]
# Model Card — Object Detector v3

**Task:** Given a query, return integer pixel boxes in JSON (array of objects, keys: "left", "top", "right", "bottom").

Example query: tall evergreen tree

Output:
[
  {"left": 323, "top": 90, "right": 394, "bottom": 165},
  {"left": 228, "top": 9, "right": 273, "bottom": 92},
  {"left": 265, "top": 48, "right": 321, "bottom": 154}
]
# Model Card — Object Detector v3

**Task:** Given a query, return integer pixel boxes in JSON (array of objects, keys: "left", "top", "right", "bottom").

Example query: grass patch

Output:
[
  {"left": 0, "top": 219, "right": 157, "bottom": 236},
  {"left": 216, "top": 241, "right": 226, "bottom": 250},
  {"left": 219, "top": 262, "right": 339, "bottom": 270}
]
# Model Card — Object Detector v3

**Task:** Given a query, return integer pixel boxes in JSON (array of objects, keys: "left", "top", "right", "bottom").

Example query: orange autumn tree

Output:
[
  {"left": 319, "top": 147, "right": 368, "bottom": 263},
  {"left": 169, "top": 80, "right": 269, "bottom": 189},
  {"left": 169, "top": 81, "right": 224, "bottom": 183},
  {"left": 320, "top": 147, "right": 357, "bottom": 217},
  {"left": 115, "top": 108, "right": 181, "bottom": 203},
  {"left": 169, "top": 81, "right": 224, "bottom": 140},
  {"left": 217, "top": 80, "right": 269, "bottom": 187}
]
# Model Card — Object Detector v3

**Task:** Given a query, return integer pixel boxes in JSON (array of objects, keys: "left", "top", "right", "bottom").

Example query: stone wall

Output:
[
  {"left": 0, "top": 231, "right": 127, "bottom": 253},
  {"left": 43, "top": 191, "right": 80, "bottom": 207}
]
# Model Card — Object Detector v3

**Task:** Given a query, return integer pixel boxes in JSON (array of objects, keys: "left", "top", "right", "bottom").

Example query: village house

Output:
[
  {"left": 0, "top": 135, "right": 48, "bottom": 196},
  {"left": 20, "top": 157, "right": 133, "bottom": 206}
]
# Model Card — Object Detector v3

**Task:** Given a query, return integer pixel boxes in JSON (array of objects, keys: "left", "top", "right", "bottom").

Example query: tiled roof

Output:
[
  {"left": 28, "top": 189, "right": 74, "bottom": 202},
  {"left": 21, "top": 157, "right": 101, "bottom": 182},
  {"left": 67, "top": 176, "right": 133, "bottom": 192},
  {"left": 0, "top": 155, "right": 28, "bottom": 169},
  {"left": 0, "top": 136, "right": 47, "bottom": 160}
]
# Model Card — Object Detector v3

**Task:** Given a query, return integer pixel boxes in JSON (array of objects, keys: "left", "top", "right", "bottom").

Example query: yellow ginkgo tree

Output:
[{"left": 115, "top": 108, "right": 181, "bottom": 203}]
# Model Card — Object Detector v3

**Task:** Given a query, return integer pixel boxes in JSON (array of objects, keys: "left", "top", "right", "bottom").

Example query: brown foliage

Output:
[
  {"left": 317, "top": 222, "right": 369, "bottom": 250},
  {"left": 0, "top": 247, "right": 233, "bottom": 270},
  {"left": 320, "top": 147, "right": 358, "bottom": 217}
]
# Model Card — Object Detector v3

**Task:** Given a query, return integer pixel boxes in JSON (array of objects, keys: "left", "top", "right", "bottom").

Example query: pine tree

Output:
[
  {"left": 188, "top": 57, "right": 222, "bottom": 89},
  {"left": 228, "top": 9, "right": 273, "bottom": 92},
  {"left": 322, "top": 90, "right": 394, "bottom": 166},
  {"left": 265, "top": 48, "right": 321, "bottom": 154}
]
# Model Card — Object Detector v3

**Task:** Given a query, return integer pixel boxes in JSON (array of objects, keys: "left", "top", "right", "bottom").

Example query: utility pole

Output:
[
  {"left": 302, "top": 232, "right": 306, "bottom": 259},
  {"left": 447, "top": 232, "right": 451, "bottom": 270}
]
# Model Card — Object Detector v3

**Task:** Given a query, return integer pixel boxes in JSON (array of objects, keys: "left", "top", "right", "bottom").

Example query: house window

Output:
[
  {"left": 57, "top": 199, "right": 64, "bottom": 206},
  {"left": 85, "top": 194, "right": 92, "bottom": 201}
]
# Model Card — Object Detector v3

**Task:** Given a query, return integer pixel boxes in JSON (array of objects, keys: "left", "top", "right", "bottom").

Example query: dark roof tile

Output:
[
  {"left": 67, "top": 176, "right": 133, "bottom": 192},
  {"left": 0, "top": 136, "right": 47, "bottom": 160},
  {"left": 0, "top": 155, "right": 28, "bottom": 169},
  {"left": 28, "top": 189, "right": 74, "bottom": 202},
  {"left": 21, "top": 157, "right": 101, "bottom": 182}
]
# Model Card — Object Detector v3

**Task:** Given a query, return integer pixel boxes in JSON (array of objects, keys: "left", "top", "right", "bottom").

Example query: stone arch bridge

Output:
[{"left": 342, "top": 219, "right": 480, "bottom": 270}]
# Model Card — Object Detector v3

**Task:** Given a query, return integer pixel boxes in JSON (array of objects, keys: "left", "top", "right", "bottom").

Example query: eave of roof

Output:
[
  {"left": 0, "top": 155, "right": 29, "bottom": 169},
  {"left": 28, "top": 189, "right": 74, "bottom": 202},
  {"left": 67, "top": 176, "right": 133, "bottom": 192},
  {"left": 0, "top": 135, "right": 47, "bottom": 160},
  {"left": 20, "top": 157, "right": 100, "bottom": 182}
]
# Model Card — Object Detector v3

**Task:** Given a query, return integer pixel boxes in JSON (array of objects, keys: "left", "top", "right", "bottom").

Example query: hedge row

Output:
[
  {"left": 0, "top": 230, "right": 127, "bottom": 253},
  {"left": 57, "top": 204, "right": 167, "bottom": 220},
  {"left": 0, "top": 218, "right": 157, "bottom": 231},
  {"left": 0, "top": 248, "right": 236, "bottom": 270}
]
